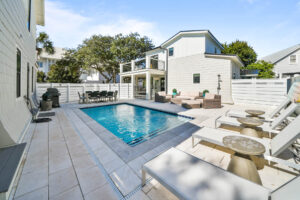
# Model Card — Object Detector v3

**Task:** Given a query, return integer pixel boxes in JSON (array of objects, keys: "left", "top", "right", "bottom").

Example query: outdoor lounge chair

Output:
[
  {"left": 192, "top": 115, "right": 300, "bottom": 170},
  {"left": 155, "top": 91, "right": 172, "bottom": 103},
  {"left": 226, "top": 82, "right": 300, "bottom": 120},
  {"left": 216, "top": 102, "right": 300, "bottom": 135},
  {"left": 24, "top": 95, "right": 53, "bottom": 123},
  {"left": 142, "top": 147, "right": 299, "bottom": 200}
]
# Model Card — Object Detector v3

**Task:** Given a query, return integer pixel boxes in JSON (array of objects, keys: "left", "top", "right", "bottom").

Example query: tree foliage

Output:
[
  {"left": 36, "top": 32, "right": 55, "bottom": 55},
  {"left": 222, "top": 40, "right": 257, "bottom": 66},
  {"left": 247, "top": 60, "right": 275, "bottom": 79},
  {"left": 47, "top": 49, "right": 82, "bottom": 83},
  {"left": 76, "top": 33, "right": 154, "bottom": 83},
  {"left": 37, "top": 71, "right": 47, "bottom": 83}
]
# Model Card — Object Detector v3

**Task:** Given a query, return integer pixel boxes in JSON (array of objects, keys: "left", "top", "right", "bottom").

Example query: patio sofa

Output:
[
  {"left": 180, "top": 93, "right": 221, "bottom": 109},
  {"left": 202, "top": 93, "right": 221, "bottom": 109},
  {"left": 175, "top": 91, "right": 202, "bottom": 100},
  {"left": 155, "top": 91, "right": 172, "bottom": 103}
]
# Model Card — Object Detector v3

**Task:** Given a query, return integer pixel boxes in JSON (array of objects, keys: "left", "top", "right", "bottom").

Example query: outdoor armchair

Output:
[
  {"left": 203, "top": 93, "right": 221, "bottom": 109},
  {"left": 155, "top": 91, "right": 171, "bottom": 103}
]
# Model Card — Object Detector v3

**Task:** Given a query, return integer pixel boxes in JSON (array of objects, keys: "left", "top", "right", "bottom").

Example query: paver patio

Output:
[{"left": 11, "top": 100, "right": 298, "bottom": 200}]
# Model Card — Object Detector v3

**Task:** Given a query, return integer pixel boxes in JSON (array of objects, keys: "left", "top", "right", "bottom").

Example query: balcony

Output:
[{"left": 120, "top": 57, "right": 165, "bottom": 74}]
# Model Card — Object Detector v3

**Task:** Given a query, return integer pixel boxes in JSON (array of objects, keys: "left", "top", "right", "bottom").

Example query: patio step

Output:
[{"left": 0, "top": 143, "right": 26, "bottom": 200}]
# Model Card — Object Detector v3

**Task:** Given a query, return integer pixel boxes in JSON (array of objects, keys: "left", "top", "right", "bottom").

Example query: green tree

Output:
[
  {"left": 111, "top": 33, "right": 154, "bottom": 63},
  {"left": 37, "top": 71, "right": 46, "bottom": 82},
  {"left": 76, "top": 35, "right": 116, "bottom": 83},
  {"left": 36, "top": 32, "right": 55, "bottom": 55},
  {"left": 76, "top": 33, "right": 154, "bottom": 83},
  {"left": 247, "top": 60, "right": 275, "bottom": 79},
  {"left": 47, "top": 49, "right": 82, "bottom": 83},
  {"left": 222, "top": 40, "right": 257, "bottom": 66}
]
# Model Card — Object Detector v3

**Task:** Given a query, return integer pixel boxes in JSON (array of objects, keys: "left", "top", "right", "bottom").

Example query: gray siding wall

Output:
[
  {"left": 167, "top": 54, "right": 234, "bottom": 103},
  {"left": 274, "top": 49, "right": 300, "bottom": 75},
  {"left": 0, "top": 0, "right": 37, "bottom": 147}
]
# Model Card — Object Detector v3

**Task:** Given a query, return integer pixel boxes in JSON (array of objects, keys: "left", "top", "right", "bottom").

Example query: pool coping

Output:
[{"left": 72, "top": 101, "right": 198, "bottom": 163}]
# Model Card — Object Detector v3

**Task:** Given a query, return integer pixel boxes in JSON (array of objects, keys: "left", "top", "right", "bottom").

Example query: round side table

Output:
[
  {"left": 245, "top": 109, "right": 265, "bottom": 119},
  {"left": 237, "top": 117, "right": 263, "bottom": 138},
  {"left": 223, "top": 135, "right": 265, "bottom": 185}
]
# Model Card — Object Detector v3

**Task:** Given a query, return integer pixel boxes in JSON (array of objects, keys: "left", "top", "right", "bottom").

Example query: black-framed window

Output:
[
  {"left": 290, "top": 55, "right": 297, "bottom": 64},
  {"left": 27, "top": 0, "right": 32, "bottom": 31},
  {"left": 168, "top": 47, "right": 174, "bottom": 56},
  {"left": 32, "top": 66, "right": 34, "bottom": 92},
  {"left": 16, "top": 49, "right": 21, "bottom": 98},
  {"left": 193, "top": 73, "right": 200, "bottom": 84}
]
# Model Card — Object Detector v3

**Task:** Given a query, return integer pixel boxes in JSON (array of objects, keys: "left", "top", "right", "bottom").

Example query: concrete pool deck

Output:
[{"left": 11, "top": 100, "right": 298, "bottom": 200}]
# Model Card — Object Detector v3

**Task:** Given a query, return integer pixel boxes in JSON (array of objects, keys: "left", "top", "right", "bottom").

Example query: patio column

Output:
[
  {"left": 131, "top": 74, "right": 134, "bottom": 99},
  {"left": 146, "top": 71, "right": 151, "bottom": 100},
  {"left": 146, "top": 55, "right": 151, "bottom": 69},
  {"left": 131, "top": 60, "right": 135, "bottom": 71},
  {"left": 120, "top": 64, "right": 123, "bottom": 73}
]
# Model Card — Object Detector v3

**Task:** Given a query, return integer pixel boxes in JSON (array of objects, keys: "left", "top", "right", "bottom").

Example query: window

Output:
[
  {"left": 290, "top": 55, "right": 297, "bottom": 64},
  {"left": 32, "top": 66, "right": 34, "bottom": 92},
  {"left": 16, "top": 49, "right": 21, "bottom": 98},
  {"left": 214, "top": 47, "right": 217, "bottom": 54},
  {"left": 193, "top": 73, "right": 200, "bottom": 84},
  {"left": 37, "top": 61, "right": 43, "bottom": 68},
  {"left": 27, "top": 0, "right": 32, "bottom": 31},
  {"left": 168, "top": 47, "right": 174, "bottom": 56}
]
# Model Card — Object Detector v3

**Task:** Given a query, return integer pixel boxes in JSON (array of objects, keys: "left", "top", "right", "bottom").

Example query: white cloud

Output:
[{"left": 38, "top": 1, "right": 164, "bottom": 48}]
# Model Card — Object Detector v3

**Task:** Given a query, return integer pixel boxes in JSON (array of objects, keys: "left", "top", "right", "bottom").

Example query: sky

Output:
[{"left": 38, "top": 0, "right": 300, "bottom": 58}]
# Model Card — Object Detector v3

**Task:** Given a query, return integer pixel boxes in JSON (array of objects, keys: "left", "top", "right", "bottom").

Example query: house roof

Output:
[
  {"left": 147, "top": 30, "right": 224, "bottom": 53},
  {"left": 162, "top": 30, "right": 224, "bottom": 49},
  {"left": 204, "top": 53, "right": 244, "bottom": 68},
  {"left": 262, "top": 44, "right": 300, "bottom": 64}
]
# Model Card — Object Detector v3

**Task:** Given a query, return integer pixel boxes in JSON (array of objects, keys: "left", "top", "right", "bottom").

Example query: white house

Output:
[
  {"left": 0, "top": 0, "right": 44, "bottom": 197},
  {"left": 0, "top": 0, "right": 44, "bottom": 149},
  {"left": 262, "top": 44, "right": 300, "bottom": 78},
  {"left": 37, "top": 47, "right": 66, "bottom": 73},
  {"left": 119, "top": 30, "right": 243, "bottom": 103}
]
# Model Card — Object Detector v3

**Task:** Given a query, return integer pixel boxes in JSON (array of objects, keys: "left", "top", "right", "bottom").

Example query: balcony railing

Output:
[
  {"left": 123, "top": 63, "right": 131, "bottom": 72},
  {"left": 150, "top": 59, "right": 165, "bottom": 70},
  {"left": 120, "top": 57, "right": 165, "bottom": 73},
  {"left": 135, "top": 59, "right": 146, "bottom": 71}
]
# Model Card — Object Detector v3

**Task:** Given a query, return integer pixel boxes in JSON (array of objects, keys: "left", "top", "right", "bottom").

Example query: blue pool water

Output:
[{"left": 81, "top": 104, "right": 190, "bottom": 146}]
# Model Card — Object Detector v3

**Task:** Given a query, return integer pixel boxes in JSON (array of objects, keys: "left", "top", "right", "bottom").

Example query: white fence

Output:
[
  {"left": 37, "top": 83, "right": 133, "bottom": 103},
  {"left": 232, "top": 79, "right": 288, "bottom": 106}
]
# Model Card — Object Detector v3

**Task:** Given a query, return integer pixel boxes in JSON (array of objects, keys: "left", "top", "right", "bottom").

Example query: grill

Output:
[{"left": 47, "top": 88, "right": 61, "bottom": 107}]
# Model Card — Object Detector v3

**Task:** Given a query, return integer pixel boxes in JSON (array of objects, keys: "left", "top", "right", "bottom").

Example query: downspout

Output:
[{"left": 162, "top": 48, "right": 168, "bottom": 93}]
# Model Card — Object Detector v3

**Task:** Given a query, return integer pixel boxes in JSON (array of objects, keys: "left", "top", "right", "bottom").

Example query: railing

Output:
[
  {"left": 135, "top": 59, "right": 146, "bottom": 71},
  {"left": 123, "top": 63, "right": 131, "bottom": 72},
  {"left": 150, "top": 58, "right": 165, "bottom": 70}
]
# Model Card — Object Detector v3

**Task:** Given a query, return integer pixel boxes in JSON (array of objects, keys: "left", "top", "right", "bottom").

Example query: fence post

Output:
[
  {"left": 83, "top": 83, "right": 86, "bottom": 93},
  {"left": 67, "top": 83, "right": 70, "bottom": 103},
  {"left": 50, "top": 83, "right": 53, "bottom": 88},
  {"left": 118, "top": 83, "right": 120, "bottom": 99}
]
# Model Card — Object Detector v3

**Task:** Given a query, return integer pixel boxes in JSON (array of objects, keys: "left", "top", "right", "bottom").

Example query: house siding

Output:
[
  {"left": 273, "top": 49, "right": 300, "bottom": 76},
  {"left": 167, "top": 54, "right": 234, "bottom": 103},
  {"left": 0, "top": 0, "right": 37, "bottom": 147}
]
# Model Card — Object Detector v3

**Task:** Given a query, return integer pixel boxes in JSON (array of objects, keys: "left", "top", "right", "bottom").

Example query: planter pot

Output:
[{"left": 41, "top": 100, "right": 52, "bottom": 111}]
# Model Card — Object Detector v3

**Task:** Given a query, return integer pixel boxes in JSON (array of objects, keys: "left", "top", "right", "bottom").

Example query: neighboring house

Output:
[
  {"left": 262, "top": 44, "right": 300, "bottom": 78},
  {"left": 37, "top": 47, "right": 66, "bottom": 73},
  {"left": 0, "top": 0, "right": 44, "bottom": 197},
  {"left": 38, "top": 48, "right": 119, "bottom": 83},
  {"left": 119, "top": 30, "right": 243, "bottom": 103}
]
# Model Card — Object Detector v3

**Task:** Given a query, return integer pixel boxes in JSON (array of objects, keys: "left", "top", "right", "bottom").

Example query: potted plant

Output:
[
  {"left": 203, "top": 89, "right": 209, "bottom": 97},
  {"left": 41, "top": 91, "right": 52, "bottom": 111},
  {"left": 172, "top": 88, "right": 177, "bottom": 97}
]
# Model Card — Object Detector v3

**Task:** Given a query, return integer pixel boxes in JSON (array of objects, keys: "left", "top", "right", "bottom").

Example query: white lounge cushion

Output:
[{"left": 143, "top": 148, "right": 270, "bottom": 200}]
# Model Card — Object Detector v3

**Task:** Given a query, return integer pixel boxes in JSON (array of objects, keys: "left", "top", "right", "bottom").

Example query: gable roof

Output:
[
  {"left": 205, "top": 53, "right": 244, "bottom": 68},
  {"left": 262, "top": 44, "right": 300, "bottom": 64},
  {"left": 147, "top": 30, "right": 224, "bottom": 53}
]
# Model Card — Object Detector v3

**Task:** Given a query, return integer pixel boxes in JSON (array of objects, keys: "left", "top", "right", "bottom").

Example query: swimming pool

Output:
[{"left": 81, "top": 104, "right": 190, "bottom": 146}]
